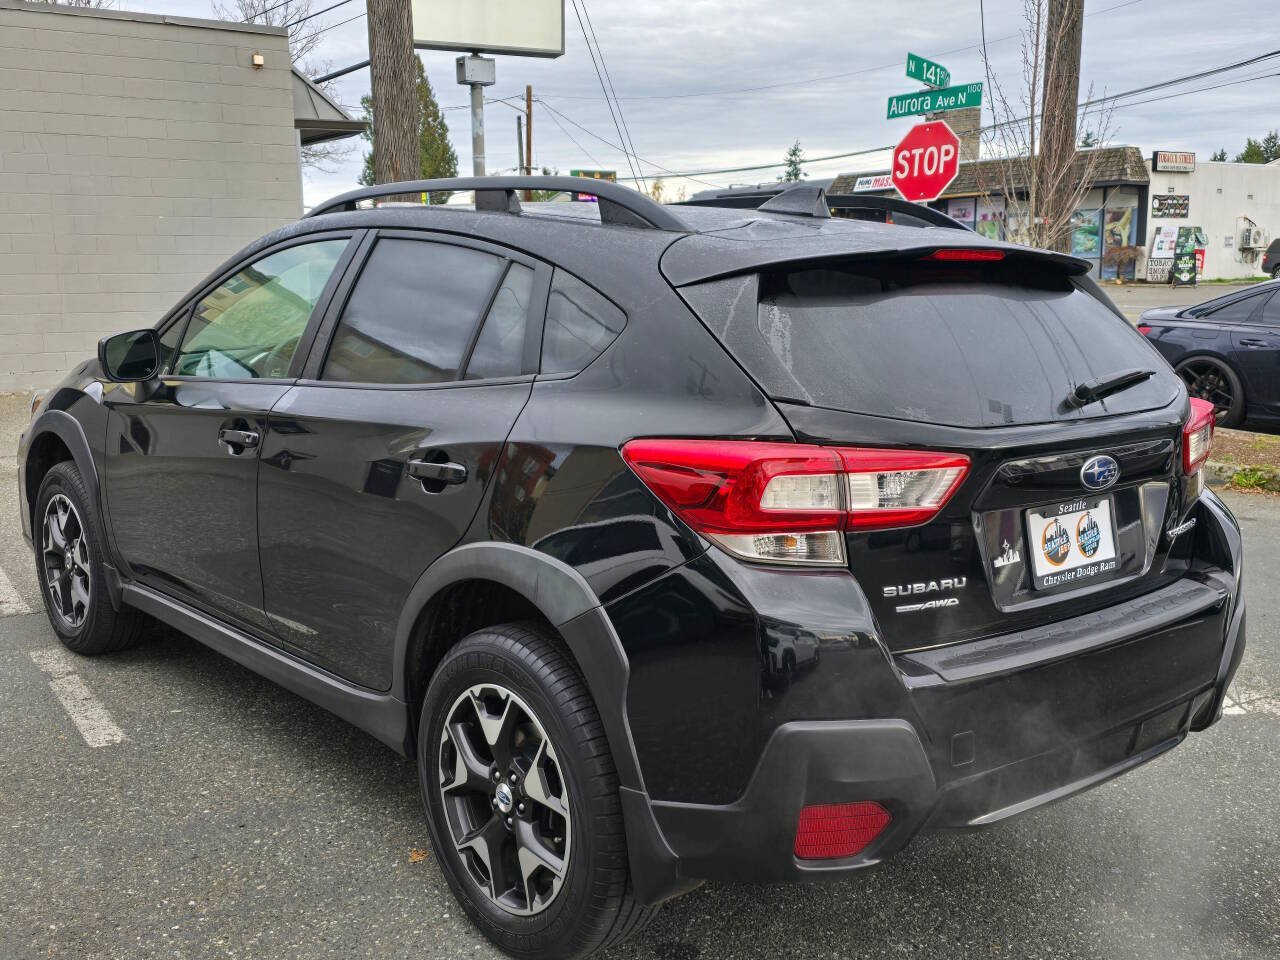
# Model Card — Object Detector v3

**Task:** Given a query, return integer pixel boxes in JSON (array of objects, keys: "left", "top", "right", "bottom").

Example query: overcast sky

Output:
[{"left": 120, "top": 0, "right": 1272, "bottom": 206}]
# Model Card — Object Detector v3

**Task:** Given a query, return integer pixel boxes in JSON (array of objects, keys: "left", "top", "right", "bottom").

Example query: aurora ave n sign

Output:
[{"left": 411, "top": 0, "right": 564, "bottom": 57}]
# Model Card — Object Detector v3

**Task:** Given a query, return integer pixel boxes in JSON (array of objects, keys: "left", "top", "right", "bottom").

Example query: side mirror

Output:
[{"left": 99, "top": 328, "right": 161, "bottom": 382}]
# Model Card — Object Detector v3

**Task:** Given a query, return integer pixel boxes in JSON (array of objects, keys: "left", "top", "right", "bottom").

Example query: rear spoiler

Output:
[
  {"left": 661, "top": 232, "right": 1094, "bottom": 287},
  {"left": 679, "top": 189, "right": 972, "bottom": 232}
]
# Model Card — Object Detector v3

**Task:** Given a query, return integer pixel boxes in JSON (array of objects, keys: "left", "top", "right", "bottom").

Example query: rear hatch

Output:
[{"left": 672, "top": 239, "right": 1196, "bottom": 652}]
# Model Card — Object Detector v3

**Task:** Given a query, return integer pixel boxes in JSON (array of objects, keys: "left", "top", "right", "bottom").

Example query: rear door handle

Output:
[
  {"left": 407, "top": 458, "right": 467, "bottom": 485},
  {"left": 1239, "top": 338, "right": 1268, "bottom": 347},
  {"left": 218, "top": 428, "right": 260, "bottom": 449}
]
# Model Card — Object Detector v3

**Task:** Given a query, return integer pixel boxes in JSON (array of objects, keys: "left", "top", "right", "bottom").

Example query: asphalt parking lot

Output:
[{"left": 2, "top": 390, "right": 1278, "bottom": 960}]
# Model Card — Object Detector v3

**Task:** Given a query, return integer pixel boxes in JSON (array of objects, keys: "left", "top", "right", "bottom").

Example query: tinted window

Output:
[
  {"left": 323, "top": 239, "right": 504, "bottom": 384},
  {"left": 1203, "top": 292, "right": 1265, "bottom": 323},
  {"left": 157, "top": 311, "right": 186, "bottom": 372},
  {"left": 1260, "top": 291, "right": 1280, "bottom": 326},
  {"left": 465, "top": 262, "right": 534, "bottom": 380},
  {"left": 541, "top": 270, "right": 626, "bottom": 374},
  {"left": 685, "top": 267, "right": 1178, "bottom": 428},
  {"left": 174, "top": 240, "right": 347, "bottom": 379}
]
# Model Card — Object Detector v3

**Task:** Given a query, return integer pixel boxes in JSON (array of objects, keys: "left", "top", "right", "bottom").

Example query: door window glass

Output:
[
  {"left": 464, "top": 262, "right": 535, "bottom": 380},
  {"left": 541, "top": 270, "right": 626, "bottom": 375},
  {"left": 322, "top": 239, "right": 504, "bottom": 385},
  {"left": 174, "top": 239, "right": 348, "bottom": 379},
  {"left": 1257, "top": 291, "right": 1280, "bottom": 326},
  {"left": 1202, "top": 292, "right": 1265, "bottom": 324}
]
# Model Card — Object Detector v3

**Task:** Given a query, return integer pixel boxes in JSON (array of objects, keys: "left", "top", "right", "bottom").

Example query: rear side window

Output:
[
  {"left": 1202, "top": 292, "right": 1265, "bottom": 324},
  {"left": 323, "top": 239, "right": 504, "bottom": 384},
  {"left": 684, "top": 265, "right": 1177, "bottom": 428},
  {"left": 541, "top": 270, "right": 626, "bottom": 375}
]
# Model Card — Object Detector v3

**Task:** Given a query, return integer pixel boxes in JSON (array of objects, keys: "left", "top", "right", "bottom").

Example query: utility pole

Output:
[
  {"left": 524, "top": 85, "right": 533, "bottom": 200},
  {"left": 1040, "top": 0, "right": 1083, "bottom": 251},
  {"left": 517, "top": 115, "right": 525, "bottom": 179},
  {"left": 457, "top": 55, "right": 496, "bottom": 176},
  {"left": 366, "top": 0, "right": 419, "bottom": 197}
]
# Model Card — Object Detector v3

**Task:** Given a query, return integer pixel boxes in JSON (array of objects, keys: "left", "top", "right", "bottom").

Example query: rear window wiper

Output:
[{"left": 1065, "top": 368, "right": 1156, "bottom": 408}]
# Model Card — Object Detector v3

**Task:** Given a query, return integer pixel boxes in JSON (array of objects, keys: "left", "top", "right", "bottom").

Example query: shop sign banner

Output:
[
  {"left": 1151, "top": 194, "right": 1190, "bottom": 218},
  {"left": 946, "top": 198, "right": 975, "bottom": 222},
  {"left": 853, "top": 174, "right": 894, "bottom": 192},
  {"left": 976, "top": 196, "right": 1005, "bottom": 241},
  {"left": 1071, "top": 207, "right": 1101, "bottom": 256},
  {"left": 1152, "top": 151, "right": 1195, "bottom": 173},
  {"left": 1172, "top": 226, "right": 1206, "bottom": 287}
]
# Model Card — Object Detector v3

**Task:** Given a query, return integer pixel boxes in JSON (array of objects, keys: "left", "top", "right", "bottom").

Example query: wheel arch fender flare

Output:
[
  {"left": 392, "top": 541, "right": 645, "bottom": 792},
  {"left": 25, "top": 409, "right": 101, "bottom": 532}
]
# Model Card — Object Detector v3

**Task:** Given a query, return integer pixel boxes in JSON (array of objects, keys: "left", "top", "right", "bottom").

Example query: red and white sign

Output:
[{"left": 892, "top": 120, "right": 960, "bottom": 203}]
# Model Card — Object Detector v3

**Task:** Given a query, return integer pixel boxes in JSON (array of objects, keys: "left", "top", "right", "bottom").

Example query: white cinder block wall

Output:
[{"left": 0, "top": 0, "right": 304, "bottom": 391}]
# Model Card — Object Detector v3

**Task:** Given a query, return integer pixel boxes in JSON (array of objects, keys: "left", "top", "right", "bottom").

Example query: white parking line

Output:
[
  {"left": 1222, "top": 680, "right": 1280, "bottom": 719},
  {"left": 0, "top": 565, "right": 33, "bottom": 617},
  {"left": 30, "top": 648, "right": 127, "bottom": 747}
]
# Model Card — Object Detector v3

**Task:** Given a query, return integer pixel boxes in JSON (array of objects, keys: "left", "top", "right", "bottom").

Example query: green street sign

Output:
[
  {"left": 887, "top": 82, "right": 983, "bottom": 119},
  {"left": 905, "top": 53, "right": 950, "bottom": 89}
]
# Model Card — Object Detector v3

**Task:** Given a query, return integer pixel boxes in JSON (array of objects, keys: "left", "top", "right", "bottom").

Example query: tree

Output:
[
  {"left": 1078, "top": 129, "right": 1099, "bottom": 148},
  {"left": 645, "top": 178, "right": 666, "bottom": 204},
  {"left": 978, "top": 0, "right": 1113, "bottom": 251},
  {"left": 1233, "top": 131, "right": 1280, "bottom": 164},
  {"left": 779, "top": 141, "right": 807, "bottom": 182},
  {"left": 213, "top": 0, "right": 351, "bottom": 171},
  {"left": 1210, "top": 148, "right": 1228, "bottom": 162},
  {"left": 360, "top": 56, "right": 459, "bottom": 204}
]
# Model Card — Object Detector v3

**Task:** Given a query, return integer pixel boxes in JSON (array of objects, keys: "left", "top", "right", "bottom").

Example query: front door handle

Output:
[
  {"left": 1239, "top": 338, "right": 1268, "bottom": 347},
  {"left": 407, "top": 458, "right": 467, "bottom": 485},
  {"left": 218, "top": 428, "right": 260, "bottom": 449}
]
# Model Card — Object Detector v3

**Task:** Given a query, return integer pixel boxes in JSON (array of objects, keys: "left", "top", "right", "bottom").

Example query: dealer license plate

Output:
[{"left": 1025, "top": 496, "right": 1118, "bottom": 590}]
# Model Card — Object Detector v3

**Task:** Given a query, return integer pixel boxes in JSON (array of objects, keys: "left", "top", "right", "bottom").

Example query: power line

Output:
[
  {"left": 241, "top": 0, "right": 300, "bottom": 21},
  {"left": 537, "top": 101, "right": 603, "bottom": 167},
  {"left": 282, "top": 0, "right": 354, "bottom": 30},
  {"left": 568, "top": 0, "right": 642, "bottom": 188},
  {"left": 607, "top": 64, "right": 1280, "bottom": 182},
  {"left": 577, "top": 0, "right": 646, "bottom": 192},
  {"left": 536, "top": 100, "right": 722, "bottom": 188},
  {"left": 535, "top": 0, "right": 1149, "bottom": 104},
  {"left": 309, "top": 10, "right": 365, "bottom": 40}
]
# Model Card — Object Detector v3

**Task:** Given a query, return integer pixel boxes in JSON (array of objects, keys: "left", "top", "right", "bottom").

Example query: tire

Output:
[
  {"left": 34, "top": 462, "right": 146, "bottom": 655},
  {"left": 1176, "top": 356, "right": 1245, "bottom": 428},
  {"left": 419, "top": 623, "right": 657, "bottom": 959},
  {"left": 1272, "top": 266, "right": 1280, "bottom": 280}
]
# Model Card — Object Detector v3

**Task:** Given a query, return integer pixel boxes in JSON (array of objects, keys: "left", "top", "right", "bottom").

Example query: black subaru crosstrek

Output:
[{"left": 19, "top": 178, "right": 1245, "bottom": 959}]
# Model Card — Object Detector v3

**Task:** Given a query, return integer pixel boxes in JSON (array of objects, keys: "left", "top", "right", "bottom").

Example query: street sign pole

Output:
[{"left": 457, "top": 54, "right": 496, "bottom": 176}]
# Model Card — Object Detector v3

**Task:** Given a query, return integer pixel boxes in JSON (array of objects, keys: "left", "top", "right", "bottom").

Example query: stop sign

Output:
[{"left": 892, "top": 120, "right": 960, "bottom": 203}]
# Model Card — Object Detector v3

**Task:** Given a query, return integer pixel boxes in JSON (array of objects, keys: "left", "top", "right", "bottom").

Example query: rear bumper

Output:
[{"left": 623, "top": 500, "right": 1244, "bottom": 899}]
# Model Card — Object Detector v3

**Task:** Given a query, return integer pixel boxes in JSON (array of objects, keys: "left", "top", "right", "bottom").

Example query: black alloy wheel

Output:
[{"left": 1176, "top": 357, "right": 1245, "bottom": 427}]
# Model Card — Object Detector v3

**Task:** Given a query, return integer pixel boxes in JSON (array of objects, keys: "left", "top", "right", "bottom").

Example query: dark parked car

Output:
[
  {"left": 1261, "top": 237, "right": 1279, "bottom": 279},
  {"left": 1139, "top": 279, "right": 1280, "bottom": 429},
  {"left": 19, "top": 178, "right": 1245, "bottom": 960}
]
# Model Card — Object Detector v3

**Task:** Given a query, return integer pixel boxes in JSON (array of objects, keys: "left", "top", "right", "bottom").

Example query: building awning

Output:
[{"left": 293, "top": 68, "right": 365, "bottom": 146}]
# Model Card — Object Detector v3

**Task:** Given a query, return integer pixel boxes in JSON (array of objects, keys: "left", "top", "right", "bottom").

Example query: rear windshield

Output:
[{"left": 681, "top": 265, "right": 1177, "bottom": 428}]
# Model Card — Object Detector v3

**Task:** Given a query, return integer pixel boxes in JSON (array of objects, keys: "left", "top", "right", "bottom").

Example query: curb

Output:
[{"left": 1205, "top": 460, "right": 1280, "bottom": 492}]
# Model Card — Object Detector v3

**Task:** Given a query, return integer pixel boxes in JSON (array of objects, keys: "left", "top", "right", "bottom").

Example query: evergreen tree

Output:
[
  {"left": 360, "top": 56, "right": 458, "bottom": 203},
  {"left": 1233, "top": 131, "right": 1280, "bottom": 164},
  {"left": 1210, "top": 148, "right": 1227, "bottom": 162},
  {"left": 1078, "top": 130, "right": 1099, "bottom": 148},
  {"left": 778, "top": 140, "right": 807, "bottom": 182}
]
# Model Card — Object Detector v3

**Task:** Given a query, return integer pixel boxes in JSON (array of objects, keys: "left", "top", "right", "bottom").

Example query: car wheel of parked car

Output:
[
  {"left": 1176, "top": 356, "right": 1245, "bottom": 427},
  {"left": 419, "top": 623, "right": 655, "bottom": 960},
  {"left": 1272, "top": 265, "right": 1280, "bottom": 280},
  {"left": 35, "top": 462, "right": 146, "bottom": 655}
]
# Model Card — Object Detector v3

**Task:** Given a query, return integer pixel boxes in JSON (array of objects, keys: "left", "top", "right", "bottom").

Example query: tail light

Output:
[
  {"left": 620, "top": 439, "right": 969, "bottom": 566},
  {"left": 794, "top": 801, "right": 891, "bottom": 860},
  {"left": 1136, "top": 324, "right": 1152, "bottom": 336},
  {"left": 1183, "top": 397, "right": 1215, "bottom": 475},
  {"left": 924, "top": 248, "right": 1005, "bottom": 262}
]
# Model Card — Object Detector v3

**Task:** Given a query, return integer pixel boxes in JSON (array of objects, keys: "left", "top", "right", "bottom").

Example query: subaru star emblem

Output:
[{"left": 1080, "top": 455, "right": 1119, "bottom": 491}]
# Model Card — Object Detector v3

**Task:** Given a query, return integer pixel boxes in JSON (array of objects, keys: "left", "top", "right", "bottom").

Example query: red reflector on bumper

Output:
[{"left": 794, "top": 801, "right": 891, "bottom": 860}]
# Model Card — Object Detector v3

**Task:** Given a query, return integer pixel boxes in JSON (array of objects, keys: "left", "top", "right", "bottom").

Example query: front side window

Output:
[
  {"left": 173, "top": 239, "right": 348, "bottom": 379},
  {"left": 322, "top": 239, "right": 505, "bottom": 385}
]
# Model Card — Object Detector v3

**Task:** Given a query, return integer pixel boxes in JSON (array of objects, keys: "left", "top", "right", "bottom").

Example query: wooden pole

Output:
[{"left": 366, "top": 0, "right": 419, "bottom": 199}]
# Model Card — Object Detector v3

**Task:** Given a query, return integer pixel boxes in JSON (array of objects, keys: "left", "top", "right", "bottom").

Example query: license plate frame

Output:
[{"left": 1024, "top": 495, "right": 1119, "bottom": 591}]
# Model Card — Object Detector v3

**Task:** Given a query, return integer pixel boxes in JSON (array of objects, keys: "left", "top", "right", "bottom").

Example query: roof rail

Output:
[{"left": 304, "top": 176, "right": 692, "bottom": 232}]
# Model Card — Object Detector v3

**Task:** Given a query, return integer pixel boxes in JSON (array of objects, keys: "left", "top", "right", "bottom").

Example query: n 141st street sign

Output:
[
  {"left": 887, "top": 82, "right": 983, "bottom": 119},
  {"left": 892, "top": 121, "right": 960, "bottom": 203},
  {"left": 905, "top": 52, "right": 949, "bottom": 89}
]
